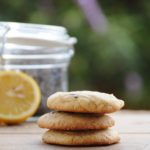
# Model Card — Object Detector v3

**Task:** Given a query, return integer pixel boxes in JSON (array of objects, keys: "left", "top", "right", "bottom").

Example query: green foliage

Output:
[{"left": 0, "top": 0, "right": 149, "bottom": 109}]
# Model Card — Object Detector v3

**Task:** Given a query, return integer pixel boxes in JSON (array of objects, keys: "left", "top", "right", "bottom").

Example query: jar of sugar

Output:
[{"left": 0, "top": 22, "right": 77, "bottom": 115}]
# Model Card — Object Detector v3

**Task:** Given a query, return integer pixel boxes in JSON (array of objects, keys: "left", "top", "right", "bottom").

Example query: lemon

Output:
[{"left": 0, "top": 71, "right": 41, "bottom": 124}]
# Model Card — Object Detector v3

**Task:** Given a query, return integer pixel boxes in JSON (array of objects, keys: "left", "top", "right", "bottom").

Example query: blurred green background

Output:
[{"left": 0, "top": 0, "right": 149, "bottom": 109}]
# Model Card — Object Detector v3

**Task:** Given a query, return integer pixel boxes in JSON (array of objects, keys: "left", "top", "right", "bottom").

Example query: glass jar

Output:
[{"left": 0, "top": 22, "right": 77, "bottom": 115}]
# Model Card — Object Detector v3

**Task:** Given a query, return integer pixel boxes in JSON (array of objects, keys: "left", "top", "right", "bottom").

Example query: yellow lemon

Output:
[{"left": 0, "top": 71, "right": 41, "bottom": 124}]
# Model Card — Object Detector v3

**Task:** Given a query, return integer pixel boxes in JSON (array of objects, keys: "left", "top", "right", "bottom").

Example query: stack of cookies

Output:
[{"left": 38, "top": 91, "right": 124, "bottom": 146}]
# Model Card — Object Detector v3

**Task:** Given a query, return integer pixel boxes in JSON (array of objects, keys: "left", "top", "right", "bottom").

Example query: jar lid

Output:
[{"left": 0, "top": 22, "right": 77, "bottom": 48}]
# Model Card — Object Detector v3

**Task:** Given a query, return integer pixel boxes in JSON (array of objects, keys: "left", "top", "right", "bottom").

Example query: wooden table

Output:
[{"left": 0, "top": 110, "right": 150, "bottom": 150}]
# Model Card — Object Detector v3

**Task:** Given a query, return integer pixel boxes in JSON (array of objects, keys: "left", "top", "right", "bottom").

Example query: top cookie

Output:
[{"left": 47, "top": 91, "right": 124, "bottom": 113}]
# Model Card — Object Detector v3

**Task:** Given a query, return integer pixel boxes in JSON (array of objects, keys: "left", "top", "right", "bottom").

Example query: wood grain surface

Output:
[{"left": 0, "top": 110, "right": 150, "bottom": 150}]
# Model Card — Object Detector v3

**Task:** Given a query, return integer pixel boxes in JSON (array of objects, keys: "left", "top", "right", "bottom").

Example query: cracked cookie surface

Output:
[
  {"left": 42, "top": 129, "right": 120, "bottom": 145},
  {"left": 47, "top": 91, "right": 124, "bottom": 113},
  {"left": 38, "top": 111, "right": 115, "bottom": 130}
]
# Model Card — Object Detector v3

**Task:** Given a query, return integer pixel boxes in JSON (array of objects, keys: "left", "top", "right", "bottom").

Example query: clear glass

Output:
[
  {"left": 0, "top": 24, "right": 9, "bottom": 66},
  {"left": 0, "top": 22, "right": 76, "bottom": 115}
]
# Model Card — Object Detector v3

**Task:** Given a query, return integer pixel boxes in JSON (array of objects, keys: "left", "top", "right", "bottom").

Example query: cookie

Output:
[
  {"left": 42, "top": 129, "right": 120, "bottom": 146},
  {"left": 38, "top": 111, "right": 115, "bottom": 130},
  {"left": 47, "top": 91, "right": 124, "bottom": 113}
]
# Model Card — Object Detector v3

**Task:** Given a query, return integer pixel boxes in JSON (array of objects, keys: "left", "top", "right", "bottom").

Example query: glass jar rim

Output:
[
  {"left": 0, "top": 22, "right": 76, "bottom": 70},
  {"left": 0, "top": 22, "right": 77, "bottom": 48}
]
